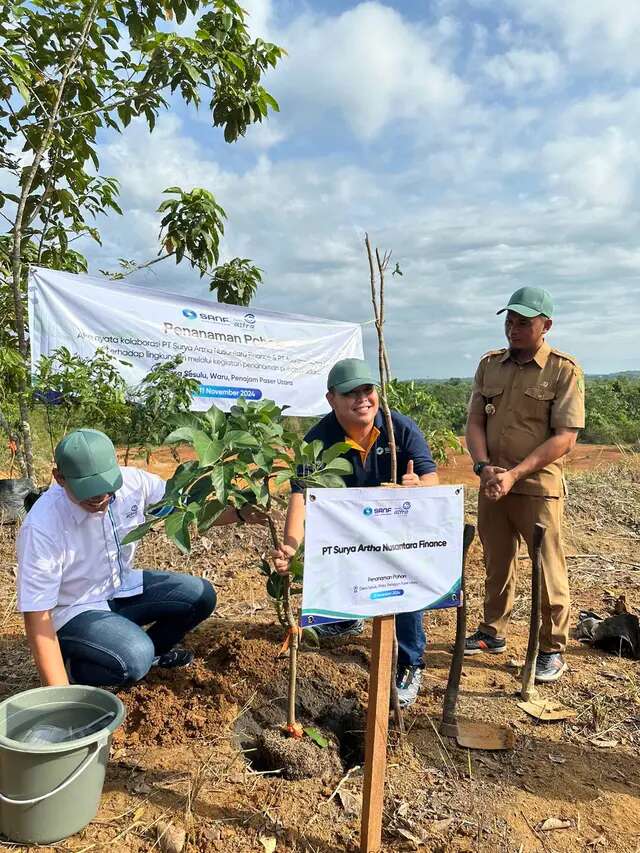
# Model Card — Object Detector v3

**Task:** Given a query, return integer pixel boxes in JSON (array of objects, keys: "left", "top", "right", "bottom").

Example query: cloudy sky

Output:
[{"left": 90, "top": 0, "right": 640, "bottom": 378}]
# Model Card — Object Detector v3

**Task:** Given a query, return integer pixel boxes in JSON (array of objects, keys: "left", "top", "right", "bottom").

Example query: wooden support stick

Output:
[
  {"left": 441, "top": 523, "right": 475, "bottom": 737},
  {"left": 360, "top": 614, "right": 394, "bottom": 853},
  {"left": 521, "top": 523, "right": 546, "bottom": 701}
]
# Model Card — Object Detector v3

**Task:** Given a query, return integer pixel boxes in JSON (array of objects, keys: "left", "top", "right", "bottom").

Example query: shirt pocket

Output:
[
  {"left": 523, "top": 385, "right": 555, "bottom": 420},
  {"left": 481, "top": 386, "right": 504, "bottom": 414}
]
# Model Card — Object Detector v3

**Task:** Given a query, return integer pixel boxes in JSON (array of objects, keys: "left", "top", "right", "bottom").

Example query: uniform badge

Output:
[{"left": 485, "top": 403, "right": 496, "bottom": 415}]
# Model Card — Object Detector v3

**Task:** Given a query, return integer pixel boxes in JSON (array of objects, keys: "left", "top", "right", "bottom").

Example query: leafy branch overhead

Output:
[{"left": 0, "top": 0, "right": 285, "bottom": 477}]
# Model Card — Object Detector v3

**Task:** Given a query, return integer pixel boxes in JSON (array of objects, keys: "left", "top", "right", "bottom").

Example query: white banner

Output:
[
  {"left": 28, "top": 268, "right": 363, "bottom": 415},
  {"left": 301, "top": 486, "right": 464, "bottom": 626}
]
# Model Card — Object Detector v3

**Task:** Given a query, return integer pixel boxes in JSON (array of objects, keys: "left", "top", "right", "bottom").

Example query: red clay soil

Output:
[
  {"left": 1, "top": 460, "right": 639, "bottom": 851},
  {"left": 125, "top": 442, "right": 627, "bottom": 487}
]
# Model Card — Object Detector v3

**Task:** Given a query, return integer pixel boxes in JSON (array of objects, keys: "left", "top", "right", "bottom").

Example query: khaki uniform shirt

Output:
[{"left": 468, "top": 341, "right": 585, "bottom": 497}]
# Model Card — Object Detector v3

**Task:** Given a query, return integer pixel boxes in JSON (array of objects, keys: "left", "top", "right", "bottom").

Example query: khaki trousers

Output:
[{"left": 477, "top": 491, "right": 570, "bottom": 653}]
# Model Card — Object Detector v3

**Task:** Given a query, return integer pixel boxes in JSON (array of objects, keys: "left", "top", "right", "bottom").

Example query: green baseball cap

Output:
[
  {"left": 54, "top": 429, "right": 123, "bottom": 501},
  {"left": 327, "top": 358, "right": 377, "bottom": 394},
  {"left": 497, "top": 286, "right": 554, "bottom": 318}
]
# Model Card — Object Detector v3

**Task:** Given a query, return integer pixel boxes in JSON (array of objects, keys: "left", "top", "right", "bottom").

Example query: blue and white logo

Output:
[
  {"left": 402, "top": 501, "right": 411, "bottom": 510},
  {"left": 182, "top": 308, "right": 197, "bottom": 319},
  {"left": 244, "top": 312, "right": 256, "bottom": 325},
  {"left": 363, "top": 506, "right": 373, "bottom": 516}
]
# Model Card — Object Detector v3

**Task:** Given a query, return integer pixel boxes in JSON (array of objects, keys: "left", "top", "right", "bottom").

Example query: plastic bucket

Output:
[{"left": 0, "top": 685, "right": 125, "bottom": 844}]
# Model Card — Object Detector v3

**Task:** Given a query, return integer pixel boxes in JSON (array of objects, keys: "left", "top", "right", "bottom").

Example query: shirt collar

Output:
[{"left": 501, "top": 340, "right": 551, "bottom": 368}]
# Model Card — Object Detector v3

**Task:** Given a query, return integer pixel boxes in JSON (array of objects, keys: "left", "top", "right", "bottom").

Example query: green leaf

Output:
[
  {"left": 263, "top": 92, "right": 280, "bottom": 112},
  {"left": 204, "top": 403, "right": 226, "bottom": 435},
  {"left": 266, "top": 572, "right": 285, "bottom": 600},
  {"left": 165, "top": 460, "right": 199, "bottom": 495},
  {"left": 303, "top": 727, "right": 329, "bottom": 748},
  {"left": 197, "top": 498, "right": 226, "bottom": 532},
  {"left": 210, "top": 464, "right": 227, "bottom": 504},
  {"left": 322, "top": 457, "right": 353, "bottom": 475},
  {"left": 164, "top": 426, "right": 196, "bottom": 444},
  {"left": 121, "top": 519, "right": 156, "bottom": 545},
  {"left": 164, "top": 510, "right": 191, "bottom": 554},
  {"left": 259, "top": 557, "right": 272, "bottom": 577},
  {"left": 225, "top": 429, "right": 258, "bottom": 448},
  {"left": 309, "top": 472, "right": 348, "bottom": 489},
  {"left": 273, "top": 470, "right": 294, "bottom": 486},
  {"left": 301, "top": 627, "right": 319, "bottom": 648},
  {"left": 197, "top": 437, "right": 224, "bottom": 467},
  {"left": 321, "top": 442, "right": 351, "bottom": 464}
]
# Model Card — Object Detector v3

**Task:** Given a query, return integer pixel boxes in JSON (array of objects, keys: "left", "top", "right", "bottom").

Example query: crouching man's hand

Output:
[{"left": 272, "top": 543, "right": 296, "bottom": 575}]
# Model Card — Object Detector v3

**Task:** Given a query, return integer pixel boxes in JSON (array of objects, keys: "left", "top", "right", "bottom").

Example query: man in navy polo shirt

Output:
[{"left": 272, "top": 358, "right": 438, "bottom": 707}]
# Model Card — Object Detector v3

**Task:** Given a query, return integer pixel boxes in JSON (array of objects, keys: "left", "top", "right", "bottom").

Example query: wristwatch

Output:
[{"left": 473, "top": 461, "right": 490, "bottom": 477}]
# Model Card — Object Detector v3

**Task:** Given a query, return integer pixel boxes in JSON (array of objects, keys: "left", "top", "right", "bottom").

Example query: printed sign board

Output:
[{"left": 301, "top": 485, "right": 464, "bottom": 626}]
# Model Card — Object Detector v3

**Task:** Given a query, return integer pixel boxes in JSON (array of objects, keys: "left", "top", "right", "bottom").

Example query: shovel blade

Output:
[{"left": 455, "top": 719, "right": 515, "bottom": 751}]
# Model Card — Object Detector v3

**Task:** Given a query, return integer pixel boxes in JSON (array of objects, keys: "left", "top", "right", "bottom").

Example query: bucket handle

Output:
[{"left": 0, "top": 734, "right": 107, "bottom": 806}]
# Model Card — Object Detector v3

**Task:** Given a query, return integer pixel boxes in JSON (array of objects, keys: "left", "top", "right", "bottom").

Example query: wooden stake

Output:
[{"left": 360, "top": 614, "right": 394, "bottom": 853}]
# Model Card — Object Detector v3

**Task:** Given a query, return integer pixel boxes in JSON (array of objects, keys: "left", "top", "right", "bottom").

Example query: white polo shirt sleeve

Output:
[
  {"left": 16, "top": 524, "right": 64, "bottom": 613},
  {"left": 140, "top": 469, "right": 166, "bottom": 508}
]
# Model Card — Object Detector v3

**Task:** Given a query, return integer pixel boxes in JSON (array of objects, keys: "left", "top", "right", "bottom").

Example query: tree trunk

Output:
[{"left": 9, "top": 0, "right": 101, "bottom": 482}]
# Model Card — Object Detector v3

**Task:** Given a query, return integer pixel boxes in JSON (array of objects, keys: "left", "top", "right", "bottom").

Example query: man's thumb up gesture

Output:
[{"left": 401, "top": 459, "right": 420, "bottom": 487}]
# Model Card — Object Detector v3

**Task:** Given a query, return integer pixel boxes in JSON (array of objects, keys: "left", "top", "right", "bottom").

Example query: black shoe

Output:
[
  {"left": 463, "top": 630, "right": 507, "bottom": 656},
  {"left": 153, "top": 648, "right": 194, "bottom": 669}
]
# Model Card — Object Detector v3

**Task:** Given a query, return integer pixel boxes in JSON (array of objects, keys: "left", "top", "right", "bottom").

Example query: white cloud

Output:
[
  {"left": 267, "top": 2, "right": 466, "bottom": 141},
  {"left": 485, "top": 0, "right": 640, "bottom": 75},
  {"left": 543, "top": 128, "right": 640, "bottom": 208},
  {"left": 57, "top": 2, "right": 640, "bottom": 379},
  {"left": 88, "top": 107, "right": 640, "bottom": 378},
  {"left": 484, "top": 48, "right": 563, "bottom": 93}
]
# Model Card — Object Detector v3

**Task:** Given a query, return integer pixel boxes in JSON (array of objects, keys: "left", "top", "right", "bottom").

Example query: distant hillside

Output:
[{"left": 412, "top": 370, "right": 640, "bottom": 383}]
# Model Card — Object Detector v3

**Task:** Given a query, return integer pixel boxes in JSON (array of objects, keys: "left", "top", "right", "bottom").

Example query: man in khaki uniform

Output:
[{"left": 464, "top": 286, "right": 585, "bottom": 682}]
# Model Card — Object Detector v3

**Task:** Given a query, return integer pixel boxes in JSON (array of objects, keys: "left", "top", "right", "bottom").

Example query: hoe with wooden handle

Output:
[
  {"left": 440, "top": 523, "right": 476, "bottom": 738},
  {"left": 520, "top": 523, "right": 546, "bottom": 701}
]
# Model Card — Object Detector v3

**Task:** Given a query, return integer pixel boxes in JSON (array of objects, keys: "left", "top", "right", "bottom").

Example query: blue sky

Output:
[{"left": 90, "top": 0, "right": 640, "bottom": 377}]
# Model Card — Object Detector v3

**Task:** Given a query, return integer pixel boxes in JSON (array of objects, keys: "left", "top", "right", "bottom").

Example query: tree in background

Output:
[
  {"left": 123, "top": 355, "right": 200, "bottom": 464},
  {"left": 209, "top": 257, "right": 263, "bottom": 306},
  {"left": 0, "top": 0, "right": 284, "bottom": 477},
  {"left": 32, "top": 346, "right": 129, "bottom": 458}
]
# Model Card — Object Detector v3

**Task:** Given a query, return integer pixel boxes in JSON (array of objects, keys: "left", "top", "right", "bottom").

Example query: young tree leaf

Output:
[
  {"left": 321, "top": 457, "right": 353, "bottom": 475},
  {"left": 204, "top": 404, "right": 226, "bottom": 435},
  {"left": 303, "top": 727, "right": 329, "bottom": 748},
  {"left": 197, "top": 498, "right": 226, "bottom": 532},
  {"left": 164, "top": 510, "right": 191, "bottom": 554},
  {"left": 266, "top": 572, "right": 285, "bottom": 600},
  {"left": 164, "top": 426, "right": 196, "bottom": 444},
  {"left": 121, "top": 519, "right": 157, "bottom": 545},
  {"left": 321, "top": 442, "right": 352, "bottom": 464},
  {"left": 210, "top": 464, "right": 227, "bottom": 504},
  {"left": 198, "top": 438, "right": 224, "bottom": 467}
]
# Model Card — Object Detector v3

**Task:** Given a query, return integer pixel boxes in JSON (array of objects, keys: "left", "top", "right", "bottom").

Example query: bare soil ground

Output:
[{"left": 1, "top": 453, "right": 639, "bottom": 852}]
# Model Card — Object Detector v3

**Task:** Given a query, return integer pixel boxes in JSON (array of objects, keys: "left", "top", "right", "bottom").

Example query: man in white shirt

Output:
[{"left": 17, "top": 429, "right": 246, "bottom": 689}]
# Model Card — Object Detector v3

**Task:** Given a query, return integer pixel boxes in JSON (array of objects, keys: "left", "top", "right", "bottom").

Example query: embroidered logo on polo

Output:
[{"left": 125, "top": 504, "right": 139, "bottom": 519}]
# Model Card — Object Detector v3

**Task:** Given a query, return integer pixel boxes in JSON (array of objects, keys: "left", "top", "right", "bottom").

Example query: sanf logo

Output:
[
  {"left": 363, "top": 506, "right": 373, "bottom": 516},
  {"left": 402, "top": 501, "right": 411, "bottom": 511},
  {"left": 182, "top": 308, "right": 197, "bottom": 320},
  {"left": 244, "top": 312, "right": 256, "bottom": 326}
]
